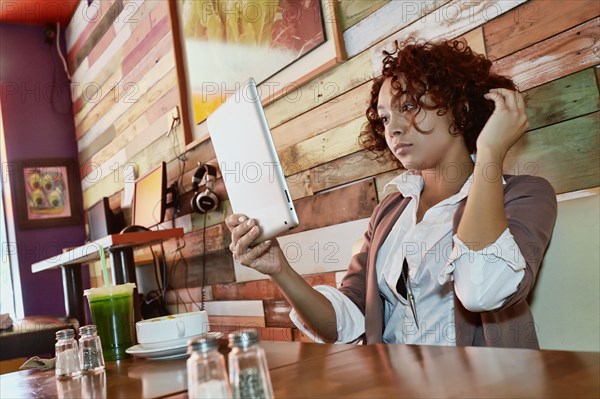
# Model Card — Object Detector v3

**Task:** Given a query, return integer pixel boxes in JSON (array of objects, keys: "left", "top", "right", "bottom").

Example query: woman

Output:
[{"left": 225, "top": 38, "right": 557, "bottom": 348}]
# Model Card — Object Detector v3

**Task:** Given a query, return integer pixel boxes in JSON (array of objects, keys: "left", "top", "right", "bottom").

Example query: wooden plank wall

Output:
[{"left": 66, "top": 0, "right": 600, "bottom": 342}]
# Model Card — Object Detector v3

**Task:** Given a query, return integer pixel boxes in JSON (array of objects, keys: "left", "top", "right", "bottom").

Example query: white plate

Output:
[
  {"left": 138, "top": 335, "right": 200, "bottom": 350},
  {"left": 126, "top": 332, "right": 223, "bottom": 360},
  {"left": 126, "top": 342, "right": 189, "bottom": 360}
]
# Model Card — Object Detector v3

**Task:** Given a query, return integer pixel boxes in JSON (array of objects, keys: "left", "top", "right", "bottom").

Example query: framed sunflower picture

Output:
[
  {"left": 169, "top": 0, "right": 347, "bottom": 146},
  {"left": 11, "top": 158, "right": 82, "bottom": 229}
]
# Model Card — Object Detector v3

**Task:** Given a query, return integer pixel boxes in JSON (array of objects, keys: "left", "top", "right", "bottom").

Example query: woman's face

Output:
[{"left": 377, "top": 77, "right": 464, "bottom": 171}]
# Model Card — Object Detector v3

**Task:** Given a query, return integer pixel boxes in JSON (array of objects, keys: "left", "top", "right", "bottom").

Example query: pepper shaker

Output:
[{"left": 78, "top": 325, "right": 105, "bottom": 373}]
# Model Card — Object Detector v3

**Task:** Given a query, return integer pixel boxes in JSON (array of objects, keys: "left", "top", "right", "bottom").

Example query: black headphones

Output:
[{"left": 190, "top": 163, "right": 219, "bottom": 214}]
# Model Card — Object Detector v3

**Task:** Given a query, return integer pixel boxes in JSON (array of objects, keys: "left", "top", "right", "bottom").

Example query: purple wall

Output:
[{"left": 1, "top": 23, "right": 88, "bottom": 317}]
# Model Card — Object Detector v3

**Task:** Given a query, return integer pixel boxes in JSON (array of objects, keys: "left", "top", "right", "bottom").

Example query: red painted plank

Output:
[
  {"left": 484, "top": 0, "right": 600, "bottom": 60},
  {"left": 212, "top": 273, "right": 337, "bottom": 301},
  {"left": 208, "top": 324, "right": 295, "bottom": 342},
  {"left": 264, "top": 299, "right": 295, "bottom": 328},
  {"left": 492, "top": 18, "right": 600, "bottom": 91}
]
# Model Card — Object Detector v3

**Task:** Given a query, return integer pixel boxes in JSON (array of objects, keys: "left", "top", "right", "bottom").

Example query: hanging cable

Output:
[
  {"left": 55, "top": 22, "right": 72, "bottom": 81},
  {"left": 168, "top": 118, "right": 188, "bottom": 193},
  {"left": 168, "top": 238, "right": 190, "bottom": 313},
  {"left": 200, "top": 212, "right": 207, "bottom": 311},
  {"left": 47, "top": 45, "right": 70, "bottom": 116},
  {"left": 160, "top": 243, "right": 168, "bottom": 298}
]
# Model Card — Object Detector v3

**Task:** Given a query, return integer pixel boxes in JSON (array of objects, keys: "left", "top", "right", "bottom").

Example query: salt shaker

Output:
[
  {"left": 228, "top": 329, "right": 273, "bottom": 399},
  {"left": 187, "top": 333, "right": 232, "bottom": 399},
  {"left": 55, "top": 328, "right": 81, "bottom": 379},
  {"left": 78, "top": 325, "right": 105, "bottom": 373}
]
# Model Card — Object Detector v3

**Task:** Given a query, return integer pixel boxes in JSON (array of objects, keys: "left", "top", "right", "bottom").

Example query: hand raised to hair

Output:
[
  {"left": 224, "top": 214, "right": 288, "bottom": 276},
  {"left": 477, "top": 88, "right": 529, "bottom": 158}
]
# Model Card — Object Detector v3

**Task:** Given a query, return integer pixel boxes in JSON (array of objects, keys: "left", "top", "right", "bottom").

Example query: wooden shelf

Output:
[{"left": 31, "top": 228, "right": 184, "bottom": 273}]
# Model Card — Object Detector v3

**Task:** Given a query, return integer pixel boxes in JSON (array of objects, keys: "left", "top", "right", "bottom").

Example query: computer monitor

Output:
[
  {"left": 87, "top": 197, "right": 125, "bottom": 241},
  {"left": 132, "top": 162, "right": 178, "bottom": 229}
]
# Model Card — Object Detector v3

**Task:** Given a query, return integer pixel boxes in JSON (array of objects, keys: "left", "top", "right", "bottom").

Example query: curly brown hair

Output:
[{"left": 359, "top": 38, "right": 517, "bottom": 167}]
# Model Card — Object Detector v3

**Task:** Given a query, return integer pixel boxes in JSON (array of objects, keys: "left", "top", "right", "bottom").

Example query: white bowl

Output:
[{"left": 136, "top": 311, "right": 209, "bottom": 349}]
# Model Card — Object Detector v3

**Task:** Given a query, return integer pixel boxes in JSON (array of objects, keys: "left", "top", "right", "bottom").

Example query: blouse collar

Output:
[{"left": 384, "top": 169, "right": 507, "bottom": 206}]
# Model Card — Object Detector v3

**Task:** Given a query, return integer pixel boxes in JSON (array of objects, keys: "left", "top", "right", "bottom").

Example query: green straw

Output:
[{"left": 98, "top": 246, "right": 109, "bottom": 287}]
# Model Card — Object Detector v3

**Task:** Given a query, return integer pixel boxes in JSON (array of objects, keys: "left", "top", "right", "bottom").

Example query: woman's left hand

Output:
[{"left": 477, "top": 88, "right": 529, "bottom": 158}]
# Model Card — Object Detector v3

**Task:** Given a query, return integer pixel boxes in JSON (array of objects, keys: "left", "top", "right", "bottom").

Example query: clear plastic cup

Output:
[{"left": 84, "top": 283, "right": 136, "bottom": 361}]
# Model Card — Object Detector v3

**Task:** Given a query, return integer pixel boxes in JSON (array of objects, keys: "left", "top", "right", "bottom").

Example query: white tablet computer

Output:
[{"left": 207, "top": 78, "right": 299, "bottom": 244}]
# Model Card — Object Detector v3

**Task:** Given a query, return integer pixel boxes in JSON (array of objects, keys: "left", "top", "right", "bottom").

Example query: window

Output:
[
  {"left": 1, "top": 105, "right": 23, "bottom": 319},
  {"left": 0, "top": 167, "right": 19, "bottom": 318}
]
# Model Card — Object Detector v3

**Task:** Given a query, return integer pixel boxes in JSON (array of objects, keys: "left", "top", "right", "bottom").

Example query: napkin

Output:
[
  {"left": 20, "top": 356, "right": 56, "bottom": 371},
  {"left": 0, "top": 313, "right": 13, "bottom": 330}
]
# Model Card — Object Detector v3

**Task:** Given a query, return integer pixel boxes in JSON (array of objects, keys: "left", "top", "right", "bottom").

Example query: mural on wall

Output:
[{"left": 177, "top": 0, "right": 328, "bottom": 124}]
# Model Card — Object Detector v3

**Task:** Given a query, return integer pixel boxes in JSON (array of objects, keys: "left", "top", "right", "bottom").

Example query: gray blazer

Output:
[{"left": 338, "top": 174, "right": 558, "bottom": 348}]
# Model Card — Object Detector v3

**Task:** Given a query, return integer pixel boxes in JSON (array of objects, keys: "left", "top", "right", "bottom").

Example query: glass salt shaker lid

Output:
[
  {"left": 188, "top": 332, "right": 224, "bottom": 353},
  {"left": 188, "top": 334, "right": 218, "bottom": 353},
  {"left": 56, "top": 329, "right": 75, "bottom": 340}
]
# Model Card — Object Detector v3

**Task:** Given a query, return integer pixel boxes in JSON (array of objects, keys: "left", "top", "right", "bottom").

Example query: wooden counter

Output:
[
  {"left": 1, "top": 341, "right": 598, "bottom": 398},
  {"left": 31, "top": 229, "right": 184, "bottom": 272},
  {"left": 29, "top": 228, "right": 184, "bottom": 325}
]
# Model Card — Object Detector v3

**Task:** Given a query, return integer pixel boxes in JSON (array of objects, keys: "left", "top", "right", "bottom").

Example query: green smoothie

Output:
[{"left": 84, "top": 283, "right": 135, "bottom": 361}]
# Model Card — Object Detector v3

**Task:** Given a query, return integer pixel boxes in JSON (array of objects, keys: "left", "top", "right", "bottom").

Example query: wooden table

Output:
[
  {"left": 1, "top": 342, "right": 598, "bottom": 398},
  {"left": 271, "top": 344, "right": 599, "bottom": 398}
]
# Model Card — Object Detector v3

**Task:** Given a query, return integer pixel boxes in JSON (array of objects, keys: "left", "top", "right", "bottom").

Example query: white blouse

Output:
[{"left": 290, "top": 170, "right": 527, "bottom": 345}]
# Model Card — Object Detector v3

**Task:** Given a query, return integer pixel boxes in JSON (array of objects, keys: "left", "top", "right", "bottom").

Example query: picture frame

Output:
[
  {"left": 169, "top": 0, "right": 347, "bottom": 148},
  {"left": 11, "top": 158, "right": 82, "bottom": 229}
]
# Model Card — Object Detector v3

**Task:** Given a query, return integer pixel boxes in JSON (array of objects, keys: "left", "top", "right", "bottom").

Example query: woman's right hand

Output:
[
  {"left": 225, "top": 214, "right": 288, "bottom": 276},
  {"left": 226, "top": 214, "right": 339, "bottom": 343}
]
